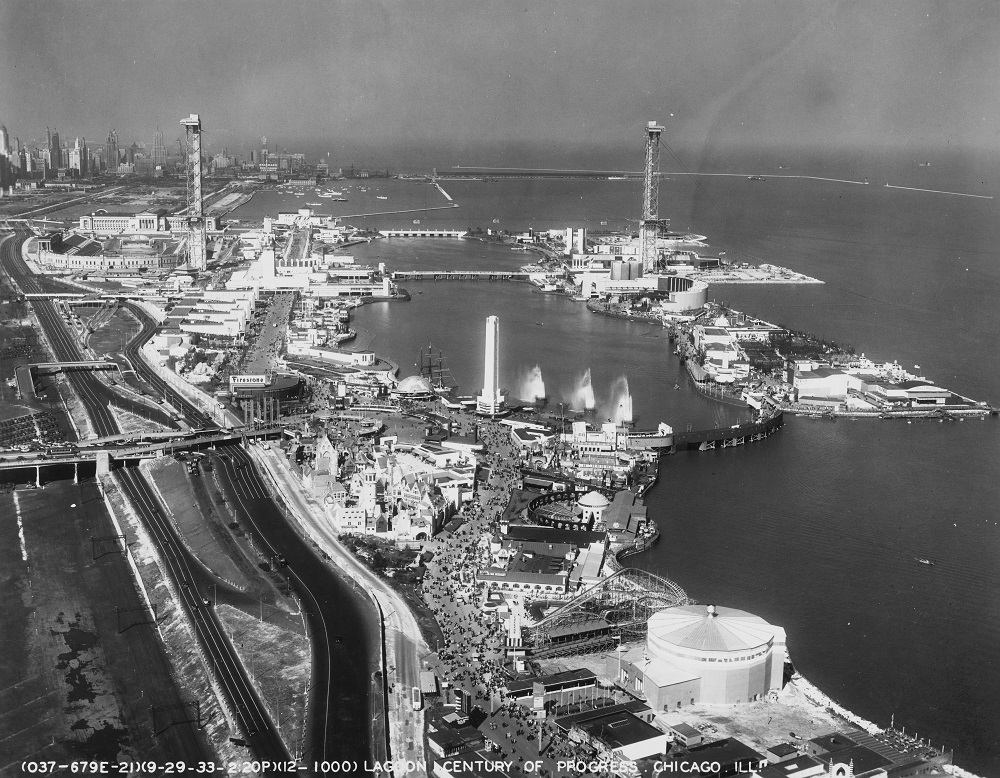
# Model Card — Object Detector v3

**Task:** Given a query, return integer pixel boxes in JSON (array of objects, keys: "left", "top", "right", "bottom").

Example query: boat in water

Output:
[
  {"left": 915, "top": 557, "right": 935, "bottom": 566},
  {"left": 419, "top": 344, "right": 459, "bottom": 394}
]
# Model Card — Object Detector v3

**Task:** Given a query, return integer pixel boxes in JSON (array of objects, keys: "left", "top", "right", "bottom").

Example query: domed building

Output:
[
  {"left": 391, "top": 375, "right": 435, "bottom": 400},
  {"left": 577, "top": 490, "right": 610, "bottom": 523},
  {"left": 610, "top": 604, "right": 786, "bottom": 711},
  {"left": 529, "top": 489, "right": 612, "bottom": 531}
]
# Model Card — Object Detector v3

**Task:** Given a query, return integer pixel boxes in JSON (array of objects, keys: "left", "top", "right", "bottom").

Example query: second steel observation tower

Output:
[{"left": 640, "top": 120, "right": 665, "bottom": 272}]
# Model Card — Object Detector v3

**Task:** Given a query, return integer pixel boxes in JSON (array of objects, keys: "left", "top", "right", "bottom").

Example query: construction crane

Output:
[
  {"left": 640, "top": 121, "right": 665, "bottom": 272},
  {"left": 179, "top": 114, "right": 206, "bottom": 271}
]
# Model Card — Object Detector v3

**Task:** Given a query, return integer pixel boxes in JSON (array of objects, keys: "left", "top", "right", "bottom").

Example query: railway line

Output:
[
  {"left": 115, "top": 465, "right": 290, "bottom": 762},
  {"left": 213, "top": 443, "right": 375, "bottom": 766},
  {"left": 0, "top": 233, "right": 177, "bottom": 436},
  {"left": 1, "top": 232, "right": 296, "bottom": 769},
  {"left": 122, "top": 301, "right": 216, "bottom": 429}
]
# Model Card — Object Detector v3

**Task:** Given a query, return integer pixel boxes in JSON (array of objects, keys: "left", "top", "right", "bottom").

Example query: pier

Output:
[{"left": 390, "top": 270, "right": 529, "bottom": 281}]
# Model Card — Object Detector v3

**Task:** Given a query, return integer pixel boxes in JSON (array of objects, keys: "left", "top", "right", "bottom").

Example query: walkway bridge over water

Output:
[
  {"left": 523, "top": 568, "right": 692, "bottom": 658},
  {"left": 391, "top": 270, "right": 530, "bottom": 281}
]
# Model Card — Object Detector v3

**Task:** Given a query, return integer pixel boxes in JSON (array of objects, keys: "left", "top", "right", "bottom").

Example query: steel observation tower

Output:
[
  {"left": 180, "top": 113, "right": 206, "bottom": 271},
  {"left": 640, "top": 120, "right": 665, "bottom": 272}
]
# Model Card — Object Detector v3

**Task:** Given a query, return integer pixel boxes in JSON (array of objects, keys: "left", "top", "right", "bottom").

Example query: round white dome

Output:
[
  {"left": 577, "top": 490, "right": 610, "bottom": 508},
  {"left": 395, "top": 375, "right": 434, "bottom": 395},
  {"left": 648, "top": 604, "right": 777, "bottom": 655}
]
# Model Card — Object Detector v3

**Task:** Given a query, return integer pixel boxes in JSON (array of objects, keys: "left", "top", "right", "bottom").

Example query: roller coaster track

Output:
[{"left": 524, "top": 568, "right": 692, "bottom": 657}]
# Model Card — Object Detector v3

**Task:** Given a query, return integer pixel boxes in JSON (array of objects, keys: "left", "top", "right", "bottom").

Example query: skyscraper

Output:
[
  {"left": 152, "top": 128, "right": 165, "bottom": 166},
  {"left": 476, "top": 315, "right": 505, "bottom": 416},
  {"left": 106, "top": 128, "right": 118, "bottom": 174},
  {"left": 0, "top": 125, "right": 10, "bottom": 189},
  {"left": 50, "top": 128, "right": 61, "bottom": 168}
]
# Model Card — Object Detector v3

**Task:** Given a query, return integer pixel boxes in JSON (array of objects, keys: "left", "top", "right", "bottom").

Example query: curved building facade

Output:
[
  {"left": 611, "top": 604, "right": 786, "bottom": 711},
  {"left": 646, "top": 604, "right": 785, "bottom": 705},
  {"left": 230, "top": 373, "right": 304, "bottom": 424}
]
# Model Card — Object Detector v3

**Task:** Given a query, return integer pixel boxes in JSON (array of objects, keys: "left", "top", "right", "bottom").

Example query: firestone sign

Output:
[{"left": 229, "top": 374, "right": 268, "bottom": 389}]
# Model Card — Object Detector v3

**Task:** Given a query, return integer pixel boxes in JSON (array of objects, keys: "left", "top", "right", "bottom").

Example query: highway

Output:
[
  {"left": 247, "top": 444, "right": 425, "bottom": 777},
  {"left": 1, "top": 232, "right": 298, "bottom": 770},
  {"left": 121, "top": 300, "right": 217, "bottom": 429},
  {"left": 212, "top": 444, "right": 378, "bottom": 767},
  {"left": 0, "top": 233, "right": 178, "bottom": 436},
  {"left": 114, "top": 466, "right": 291, "bottom": 763}
]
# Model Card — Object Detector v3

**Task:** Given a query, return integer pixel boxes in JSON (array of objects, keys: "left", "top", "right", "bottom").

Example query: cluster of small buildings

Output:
[
  {"left": 424, "top": 616, "right": 951, "bottom": 777},
  {"left": 224, "top": 209, "right": 398, "bottom": 300},
  {"left": 476, "top": 523, "right": 608, "bottom": 597},
  {"left": 507, "top": 418, "right": 667, "bottom": 491},
  {"left": 427, "top": 640, "right": 951, "bottom": 778},
  {"left": 285, "top": 295, "right": 356, "bottom": 350},
  {"left": 289, "top": 433, "right": 478, "bottom": 541},
  {"left": 687, "top": 313, "right": 786, "bottom": 385}
]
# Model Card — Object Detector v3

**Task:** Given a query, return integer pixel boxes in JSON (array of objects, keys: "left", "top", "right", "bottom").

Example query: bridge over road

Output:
[{"left": 0, "top": 426, "right": 283, "bottom": 486}]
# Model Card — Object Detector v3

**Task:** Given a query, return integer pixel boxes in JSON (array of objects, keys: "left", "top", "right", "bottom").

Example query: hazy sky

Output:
[{"left": 3, "top": 0, "right": 999, "bottom": 167}]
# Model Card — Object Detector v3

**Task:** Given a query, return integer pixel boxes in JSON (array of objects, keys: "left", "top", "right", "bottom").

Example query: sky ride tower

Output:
[
  {"left": 180, "top": 113, "right": 206, "bottom": 271},
  {"left": 640, "top": 120, "right": 666, "bottom": 272},
  {"left": 476, "top": 315, "right": 506, "bottom": 416}
]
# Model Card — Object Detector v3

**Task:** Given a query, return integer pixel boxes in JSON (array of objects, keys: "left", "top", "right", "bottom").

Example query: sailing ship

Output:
[{"left": 418, "top": 345, "right": 460, "bottom": 395}]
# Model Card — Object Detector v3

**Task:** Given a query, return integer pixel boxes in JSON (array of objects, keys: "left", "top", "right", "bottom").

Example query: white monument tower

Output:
[{"left": 476, "top": 315, "right": 505, "bottom": 416}]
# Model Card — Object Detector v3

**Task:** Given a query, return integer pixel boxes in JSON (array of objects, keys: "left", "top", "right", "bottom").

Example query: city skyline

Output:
[{"left": 3, "top": 1, "right": 1000, "bottom": 170}]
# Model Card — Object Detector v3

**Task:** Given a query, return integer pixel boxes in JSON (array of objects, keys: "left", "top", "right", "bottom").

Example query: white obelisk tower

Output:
[{"left": 476, "top": 315, "right": 505, "bottom": 415}]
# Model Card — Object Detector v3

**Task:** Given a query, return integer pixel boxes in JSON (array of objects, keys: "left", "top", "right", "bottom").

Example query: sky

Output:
[{"left": 2, "top": 0, "right": 999, "bottom": 170}]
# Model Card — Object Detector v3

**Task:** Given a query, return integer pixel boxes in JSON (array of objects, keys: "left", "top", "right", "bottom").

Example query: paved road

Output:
[
  {"left": 115, "top": 466, "right": 291, "bottom": 765},
  {"left": 123, "top": 302, "right": 217, "bottom": 429},
  {"left": 1, "top": 233, "right": 296, "bottom": 770},
  {"left": 248, "top": 444, "right": 428, "bottom": 778},
  {"left": 213, "top": 444, "right": 377, "bottom": 770},
  {"left": 0, "top": 234, "right": 179, "bottom": 436}
]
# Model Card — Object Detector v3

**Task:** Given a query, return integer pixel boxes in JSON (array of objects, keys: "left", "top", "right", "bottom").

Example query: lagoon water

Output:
[{"left": 246, "top": 151, "right": 1000, "bottom": 774}]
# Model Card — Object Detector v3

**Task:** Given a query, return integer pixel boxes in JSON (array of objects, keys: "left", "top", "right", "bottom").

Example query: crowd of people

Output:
[
  {"left": 421, "top": 418, "right": 518, "bottom": 702},
  {"left": 415, "top": 415, "right": 615, "bottom": 775}
]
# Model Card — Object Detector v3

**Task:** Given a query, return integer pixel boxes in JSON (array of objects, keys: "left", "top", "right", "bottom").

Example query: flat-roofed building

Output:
[
  {"left": 757, "top": 754, "right": 826, "bottom": 778},
  {"left": 570, "top": 708, "right": 668, "bottom": 761},
  {"left": 504, "top": 669, "right": 598, "bottom": 701},
  {"left": 427, "top": 726, "right": 484, "bottom": 759},
  {"left": 793, "top": 366, "right": 863, "bottom": 402},
  {"left": 766, "top": 742, "right": 802, "bottom": 764},
  {"left": 662, "top": 738, "right": 765, "bottom": 776},
  {"left": 667, "top": 722, "right": 703, "bottom": 748}
]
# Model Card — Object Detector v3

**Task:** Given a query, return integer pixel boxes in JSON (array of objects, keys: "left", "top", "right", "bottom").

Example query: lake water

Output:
[{"left": 248, "top": 150, "right": 1000, "bottom": 774}]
